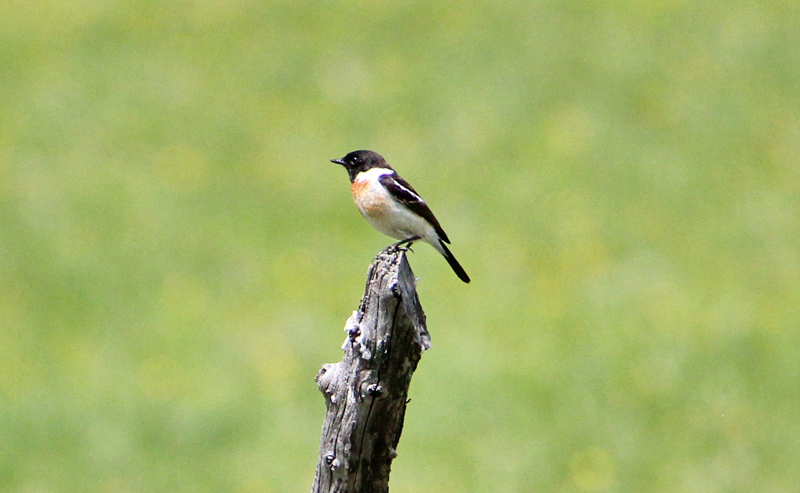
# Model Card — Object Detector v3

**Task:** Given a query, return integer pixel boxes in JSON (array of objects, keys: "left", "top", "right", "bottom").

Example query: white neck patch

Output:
[{"left": 354, "top": 167, "right": 394, "bottom": 183}]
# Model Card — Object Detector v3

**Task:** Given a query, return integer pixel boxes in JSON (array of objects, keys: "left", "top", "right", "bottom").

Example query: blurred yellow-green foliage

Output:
[{"left": 2, "top": 1, "right": 799, "bottom": 491}]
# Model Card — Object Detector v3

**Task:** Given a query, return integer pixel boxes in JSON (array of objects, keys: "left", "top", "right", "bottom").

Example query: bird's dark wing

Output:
[{"left": 379, "top": 172, "right": 450, "bottom": 243}]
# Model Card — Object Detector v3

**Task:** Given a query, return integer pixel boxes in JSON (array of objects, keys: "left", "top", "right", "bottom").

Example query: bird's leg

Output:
[{"left": 389, "top": 236, "right": 421, "bottom": 253}]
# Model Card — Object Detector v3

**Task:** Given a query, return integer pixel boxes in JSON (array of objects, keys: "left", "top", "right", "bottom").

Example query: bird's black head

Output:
[{"left": 331, "top": 150, "right": 390, "bottom": 182}]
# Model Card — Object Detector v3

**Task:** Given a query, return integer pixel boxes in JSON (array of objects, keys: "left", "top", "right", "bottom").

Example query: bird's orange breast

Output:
[
  {"left": 350, "top": 179, "right": 369, "bottom": 197},
  {"left": 351, "top": 179, "right": 391, "bottom": 219}
]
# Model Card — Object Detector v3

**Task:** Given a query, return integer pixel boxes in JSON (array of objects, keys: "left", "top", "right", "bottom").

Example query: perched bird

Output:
[{"left": 332, "top": 150, "right": 470, "bottom": 283}]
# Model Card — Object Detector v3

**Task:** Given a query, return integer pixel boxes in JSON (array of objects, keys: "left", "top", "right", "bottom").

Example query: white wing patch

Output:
[{"left": 390, "top": 179, "right": 425, "bottom": 204}]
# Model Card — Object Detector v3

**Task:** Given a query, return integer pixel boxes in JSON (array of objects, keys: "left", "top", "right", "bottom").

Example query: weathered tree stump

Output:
[{"left": 312, "top": 246, "right": 430, "bottom": 493}]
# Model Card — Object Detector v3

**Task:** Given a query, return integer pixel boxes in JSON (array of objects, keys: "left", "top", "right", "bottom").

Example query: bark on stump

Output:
[{"left": 312, "top": 247, "right": 430, "bottom": 493}]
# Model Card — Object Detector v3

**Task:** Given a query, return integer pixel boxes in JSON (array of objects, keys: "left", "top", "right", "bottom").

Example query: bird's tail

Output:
[{"left": 438, "top": 239, "right": 470, "bottom": 283}]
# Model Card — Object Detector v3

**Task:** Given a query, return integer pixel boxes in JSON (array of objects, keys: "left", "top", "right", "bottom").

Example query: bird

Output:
[{"left": 332, "top": 150, "right": 470, "bottom": 283}]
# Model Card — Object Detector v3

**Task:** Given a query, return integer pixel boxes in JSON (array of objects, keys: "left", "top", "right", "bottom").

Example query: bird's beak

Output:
[{"left": 331, "top": 158, "right": 346, "bottom": 165}]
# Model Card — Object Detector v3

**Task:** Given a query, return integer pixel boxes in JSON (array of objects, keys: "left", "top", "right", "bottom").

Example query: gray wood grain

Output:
[{"left": 312, "top": 247, "right": 430, "bottom": 492}]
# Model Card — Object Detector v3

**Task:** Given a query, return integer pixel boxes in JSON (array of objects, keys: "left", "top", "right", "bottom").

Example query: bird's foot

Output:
[{"left": 388, "top": 236, "right": 421, "bottom": 253}]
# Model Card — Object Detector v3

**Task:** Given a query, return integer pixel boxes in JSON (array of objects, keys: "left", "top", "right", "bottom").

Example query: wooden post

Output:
[{"left": 312, "top": 246, "right": 431, "bottom": 493}]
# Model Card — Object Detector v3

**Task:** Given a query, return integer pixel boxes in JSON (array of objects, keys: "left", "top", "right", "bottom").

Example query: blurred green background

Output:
[{"left": 2, "top": 0, "right": 799, "bottom": 491}]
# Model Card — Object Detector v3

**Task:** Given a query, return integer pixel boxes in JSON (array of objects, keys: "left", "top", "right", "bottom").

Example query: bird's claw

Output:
[{"left": 388, "top": 236, "right": 421, "bottom": 253}]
